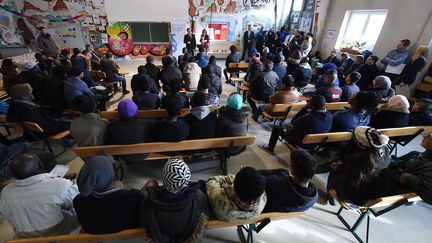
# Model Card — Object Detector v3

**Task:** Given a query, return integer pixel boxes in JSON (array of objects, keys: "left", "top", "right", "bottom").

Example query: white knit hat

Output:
[
  {"left": 162, "top": 158, "right": 191, "bottom": 194},
  {"left": 386, "top": 95, "right": 410, "bottom": 114},
  {"left": 353, "top": 126, "right": 390, "bottom": 149}
]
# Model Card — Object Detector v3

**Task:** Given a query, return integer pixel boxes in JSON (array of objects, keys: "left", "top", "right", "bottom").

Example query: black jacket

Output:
[
  {"left": 132, "top": 91, "right": 160, "bottom": 110},
  {"left": 286, "top": 63, "right": 312, "bottom": 88},
  {"left": 6, "top": 100, "right": 70, "bottom": 135},
  {"left": 370, "top": 110, "right": 409, "bottom": 129},
  {"left": 43, "top": 76, "right": 68, "bottom": 111},
  {"left": 159, "top": 65, "right": 183, "bottom": 89},
  {"left": 100, "top": 59, "right": 119, "bottom": 81},
  {"left": 209, "top": 63, "right": 222, "bottom": 78},
  {"left": 131, "top": 73, "right": 159, "bottom": 94},
  {"left": 243, "top": 31, "right": 255, "bottom": 48},
  {"left": 203, "top": 73, "right": 222, "bottom": 96},
  {"left": 139, "top": 182, "right": 211, "bottom": 242},
  {"left": 145, "top": 63, "right": 161, "bottom": 87},
  {"left": 409, "top": 112, "right": 432, "bottom": 126},
  {"left": 357, "top": 64, "right": 380, "bottom": 90},
  {"left": 184, "top": 34, "right": 197, "bottom": 51},
  {"left": 148, "top": 119, "right": 190, "bottom": 143},
  {"left": 17, "top": 70, "right": 49, "bottom": 103},
  {"left": 184, "top": 106, "right": 216, "bottom": 140},
  {"left": 216, "top": 106, "right": 250, "bottom": 155},
  {"left": 249, "top": 70, "right": 279, "bottom": 102},
  {"left": 398, "top": 58, "right": 427, "bottom": 85},
  {"left": 161, "top": 92, "right": 190, "bottom": 109}
]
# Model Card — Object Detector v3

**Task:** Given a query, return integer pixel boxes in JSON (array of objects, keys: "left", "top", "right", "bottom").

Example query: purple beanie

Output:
[{"left": 118, "top": 99, "right": 138, "bottom": 119}]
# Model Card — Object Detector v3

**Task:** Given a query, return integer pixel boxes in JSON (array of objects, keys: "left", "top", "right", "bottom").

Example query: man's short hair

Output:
[
  {"left": 348, "top": 71, "right": 361, "bottom": 83},
  {"left": 198, "top": 46, "right": 205, "bottom": 53},
  {"left": 146, "top": 55, "right": 154, "bottom": 63},
  {"left": 401, "top": 39, "right": 411, "bottom": 47},
  {"left": 162, "top": 55, "right": 173, "bottom": 67},
  {"left": 73, "top": 95, "right": 96, "bottom": 114},
  {"left": 105, "top": 53, "right": 112, "bottom": 59},
  {"left": 203, "top": 64, "right": 214, "bottom": 74},
  {"left": 340, "top": 52, "right": 349, "bottom": 57},
  {"left": 234, "top": 167, "right": 265, "bottom": 202},
  {"left": 310, "top": 95, "right": 326, "bottom": 110},
  {"left": 11, "top": 154, "right": 45, "bottom": 180},
  {"left": 369, "top": 55, "right": 379, "bottom": 63},
  {"left": 169, "top": 78, "right": 182, "bottom": 92},
  {"left": 209, "top": 55, "right": 216, "bottom": 64},
  {"left": 229, "top": 45, "right": 237, "bottom": 52},
  {"left": 290, "top": 150, "right": 317, "bottom": 181},
  {"left": 166, "top": 99, "right": 182, "bottom": 118},
  {"left": 282, "top": 75, "right": 295, "bottom": 87},
  {"left": 137, "top": 65, "right": 146, "bottom": 73},
  {"left": 198, "top": 76, "right": 211, "bottom": 90},
  {"left": 165, "top": 47, "right": 172, "bottom": 54}
]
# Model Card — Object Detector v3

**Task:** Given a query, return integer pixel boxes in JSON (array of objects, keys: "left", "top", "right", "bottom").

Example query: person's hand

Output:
[{"left": 399, "top": 173, "right": 413, "bottom": 184}]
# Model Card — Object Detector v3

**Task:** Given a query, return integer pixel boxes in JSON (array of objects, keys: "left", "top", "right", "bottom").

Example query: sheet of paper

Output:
[
  {"left": 385, "top": 63, "right": 406, "bottom": 75},
  {"left": 50, "top": 164, "right": 70, "bottom": 178}
]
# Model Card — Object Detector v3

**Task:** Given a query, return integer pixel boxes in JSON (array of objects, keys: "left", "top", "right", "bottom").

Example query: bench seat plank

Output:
[{"left": 101, "top": 107, "right": 218, "bottom": 120}]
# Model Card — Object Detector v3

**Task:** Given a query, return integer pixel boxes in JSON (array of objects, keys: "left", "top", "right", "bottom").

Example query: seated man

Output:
[
  {"left": 339, "top": 52, "right": 354, "bottom": 73},
  {"left": 223, "top": 45, "right": 241, "bottom": 83},
  {"left": 314, "top": 63, "right": 339, "bottom": 88},
  {"left": 144, "top": 56, "right": 160, "bottom": 86},
  {"left": 63, "top": 67, "right": 95, "bottom": 108},
  {"left": 286, "top": 50, "right": 312, "bottom": 88},
  {"left": 1, "top": 59, "right": 19, "bottom": 94},
  {"left": 0, "top": 154, "right": 79, "bottom": 237},
  {"left": 248, "top": 60, "right": 279, "bottom": 113},
  {"left": 159, "top": 55, "right": 183, "bottom": 91},
  {"left": 343, "top": 55, "right": 364, "bottom": 77},
  {"left": 340, "top": 71, "right": 361, "bottom": 102},
  {"left": 191, "top": 77, "right": 219, "bottom": 107},
  {"left": 208, "top": 55, "right": 222, "bottom": 78},
  {"left": 184, "top": 92, "right": 216, "bottom": 140},
  {"left": 202, "top": 64, "right": 222, "bottom": 96},
  {"left": 132, "top": 88, "right": 160, "bottom": 110},
  {"left": 74, "top": 156, "right": 145, "bottom": 234},
  {"left": 272, "top": 54, "right": 287, "bottom": 89},
  {"left": 381, "top": 39, "right": 411, "bottom": 81},
  {"left": 105, "top": 99, "right": 151, "bottom": 162},
  {"left": 409, "top": 98, "right": 432, "bottom": 126},
  {"left": 324, "top": 50, "right": 341, "bottom": 67},
  {"left": 7, "top": 84, "right": 70, "bottom": 136},
  {"left": 259, "top": 150, "right": 318, "bottom": 212},
  {"left": 161, "top": 79, "right": 190, "bottom": 109},
  {"left": 70, "top": 96, "right": 109, "bottom": 146},
  {"left": 16, "top": 61, "right": 49, "bottom": 103},
  {"left": 206, "top": 166, "right": 267, "bottom": 221},
  {"left": 261, "top": 95, "right": 332, "bottom": 153},
  {"left": 263, "top": 75, "right": 300, "bottom": 118},
  {"left": 43, "top": 66, "right": 68, "bottom": 112},
  {"left": 149, "top": 99, "right": 189, "bottom": 143},
  {"left": 315, "top": 70, "right": 342, "bottom": 103},
  {"left": 140, "top": 158, "right": 211, "bottom": 242},
  {"left": 357, "top": 55, "right": 380, "bottom": 90},
  {"left": 371, "top": 75, "right": 395, "bottom": 102},
  {"left": 100, "top": 53, "right": 130, "bottom": 94},
  {"left": 131, "top": 65, "right": 159, "bottom": 95}
]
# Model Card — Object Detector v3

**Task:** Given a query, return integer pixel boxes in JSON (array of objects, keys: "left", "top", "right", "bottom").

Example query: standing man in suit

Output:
[
  {"left": 184, "top": 28, "right": 197, "bottom": 56},
  {"left": 242, "top": 25, "right": 255, "bottom": 60}
]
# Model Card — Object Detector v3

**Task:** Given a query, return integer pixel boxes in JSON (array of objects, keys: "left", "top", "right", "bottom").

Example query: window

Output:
[
  {"left": 292, "top": 0, "right": 304, "bottom": 11},
  {"left": 336, "top": 10, "right": 388, "bottom": 51}
]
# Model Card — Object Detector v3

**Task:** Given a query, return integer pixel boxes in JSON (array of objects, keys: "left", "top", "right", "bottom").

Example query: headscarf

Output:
[
  {"left": 385, "top": 95, "right": 410, "bottom": 113},
  {"left": 9, "top": 84, "right": 34, "bottom": 101},
  {"left": 77, "top": 156, "right": 115, "bottom": 197},
  {"left": 162, "top": 158, "right": 191, "bottom": 194}
]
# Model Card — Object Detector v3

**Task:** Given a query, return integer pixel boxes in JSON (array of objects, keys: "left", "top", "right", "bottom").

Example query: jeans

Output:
[{"left": 113, "top": 76, "right": 127, "bottom": 93}]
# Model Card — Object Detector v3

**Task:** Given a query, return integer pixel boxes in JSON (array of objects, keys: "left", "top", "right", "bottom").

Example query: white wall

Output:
[
  {"left": 318, "top": 0, "right": 432, "bottom": 60},
  {"left": 105, "top": 0, "right": 189, "bottom": 22}
]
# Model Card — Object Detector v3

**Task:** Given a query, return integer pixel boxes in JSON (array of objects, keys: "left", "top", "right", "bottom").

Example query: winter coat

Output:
[
  {"left": 0, "top": 66, "right": 19, "bottom": 94},
  {"left": 249, "top": 70, "right": 279, "bottom": 102},
  {"left": 184, "top": 106, "right": 216, "bottom": 140}
]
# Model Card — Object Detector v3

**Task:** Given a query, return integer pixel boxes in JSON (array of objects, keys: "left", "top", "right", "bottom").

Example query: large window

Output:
[{"left": 336, "top": 10, "right": 388, "bottom": 51}]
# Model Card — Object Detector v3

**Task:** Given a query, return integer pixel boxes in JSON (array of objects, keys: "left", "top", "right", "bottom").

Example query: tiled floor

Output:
[{"left": 0, "top": 59, "right": 431, "bottom": 242}]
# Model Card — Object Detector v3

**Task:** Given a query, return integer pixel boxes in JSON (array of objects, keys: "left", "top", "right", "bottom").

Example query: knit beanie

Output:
[
  {"left": 118, "top": 98, "right": 138, "bottom": 119},
  {"left": 385, "top": 95, "right": 410, "bottom": 114},
  {"left": 162, "top": 158, "right": 191, "bottom": 194},
  {"left": 227, "top": 93, "right": 243, "bottom": 110},
  {"left": 352, "top": 126, "right": 390, "bottom": 150},
  {"left": 9, "top": 84, "right": 34, "bottom": 101},
  {"left": 373, "top": 75, "right": 391, "bottom": 89}
]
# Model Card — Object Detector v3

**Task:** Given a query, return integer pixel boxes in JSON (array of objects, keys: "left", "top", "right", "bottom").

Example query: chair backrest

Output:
[
  {"left": 238, "top": 62, "right": 249, "bottom": 69},
  {"left": 100, "top": 107, "right": 218, "bottom": 120},
  {"left": 270, "top": 102, "right": 350, "bottom": 113},
  {"left": 228, "top": 63, "right": 238, "bottom": 68},
  {"left": 74, "top": 136, "right": 256, "bottom": 158},
  {"left": 20, "top": 121, "right": 44, "bottom": 133}
]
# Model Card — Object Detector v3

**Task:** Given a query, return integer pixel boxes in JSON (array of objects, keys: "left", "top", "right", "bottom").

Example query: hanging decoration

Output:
[{"left": 0, "top": 4, "right": 86, "bottom": 23}]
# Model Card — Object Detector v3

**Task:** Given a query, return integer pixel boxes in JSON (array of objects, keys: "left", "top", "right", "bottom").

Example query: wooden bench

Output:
[
  {"left": 208, "top": 41, "right": 240, "bottom": 59},
  {"left": 285, "top": 126, "right": 432, "bottom": 156},
  {"left": 73, "top": 136, "right": 256, "bottom": 177},
  {"left": 329, "top": 189, "right": 421, "bottom": 243},
  {"left": 100, "top": 107, "right": 218, "bottom": 120},
  {"left": 5, "top": 211, "right": 302, "bottom": 243},
  {"left": 262, "top": 102, "right": 350, "bottom": 122}
]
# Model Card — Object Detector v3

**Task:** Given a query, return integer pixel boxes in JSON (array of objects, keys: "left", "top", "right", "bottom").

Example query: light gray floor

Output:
[{"left": 0, "top": 59, "right": 431, "bottom": 243}]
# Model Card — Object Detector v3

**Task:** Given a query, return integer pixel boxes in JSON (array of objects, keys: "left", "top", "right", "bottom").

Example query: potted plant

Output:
[{"left": 340, "top": 38, "right": 367, "bottom": 55}]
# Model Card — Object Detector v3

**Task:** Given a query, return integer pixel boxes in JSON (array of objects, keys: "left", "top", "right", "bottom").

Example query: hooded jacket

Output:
[
  {"left": 249, "top": 70, "right": 279, "bottom": 102},
  {"left": 183, "top": 62, "right": 201, "bottom": 90},
  {"left": 260, "top": 169, "right": 318, "bottom": 212},
  {"left": 16, "top": 70, "right": 49, "bottom": 103},
  {"left": 139, "top": 182, "right": 211, "bottom": 243},
  {"left": 131, "top": 73, "right": 159, "bottom": 94},
  {"left": 184, "top": 106, "right": 216, "bottom": 140},
  {"left": 216, "top": 106, "right": 250, "bottom": 155},
  {"left": 0, "top": 66, "right": 19, "bottom": 94},
  {"left": 203, "top": 73, "right": 222, "bottom": 96},
  {"left": 286, "top": 63, "right": 312, "bottom": 88}
]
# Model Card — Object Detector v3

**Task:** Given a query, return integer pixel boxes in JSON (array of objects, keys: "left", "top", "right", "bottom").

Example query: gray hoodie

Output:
[{"left": 190, "top": 106, "right": 211, "bottom": 120}]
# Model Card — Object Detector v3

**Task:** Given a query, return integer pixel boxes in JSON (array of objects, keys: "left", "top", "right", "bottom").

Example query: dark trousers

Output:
[
  {"left": 242, "top": 45, "right": 252, "bottom": 60},
  {"left": 247, "top": 93, "right": 257, "bottom": 113},
  {"left": 268, "top": 126, "right": 285, "bottom": 149}
]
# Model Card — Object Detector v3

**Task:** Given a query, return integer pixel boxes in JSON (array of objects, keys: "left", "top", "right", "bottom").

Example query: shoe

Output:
[
  {"left": 259, "top": 145, "right": 274, "bottom": 154},
  {"left": 122, "top": 90, "right": 131, "bottom": 95}
]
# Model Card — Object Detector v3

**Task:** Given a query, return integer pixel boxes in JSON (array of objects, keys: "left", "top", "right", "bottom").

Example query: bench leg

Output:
[
  {"left": 237, "top": 224, "right": 256, "bottom": 243},
  {"left": 220, "top": 155, "right": 228, "bottom": 175},
  {"left": 336, "top": 207, "right": 370, "bottom": 243}
]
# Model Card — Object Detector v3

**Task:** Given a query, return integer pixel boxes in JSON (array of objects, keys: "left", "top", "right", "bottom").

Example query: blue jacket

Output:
[
  {"left": 273, "top": 63, "right": 287, "bottom": 90},
  {"left": 331, "top": 109, "right": 370, "bottom": 132},
  {"left": 314, "top": 75, "right": 340, "bottom": 88},
  {"left": 287, "top": 108, "right": 333, "bottom": 149},
  {"left": 260, "top": 169, "right": 318, "bottom": 212},
  {"left": 63, "top": 76, "right": 94, "bottom": 105}
]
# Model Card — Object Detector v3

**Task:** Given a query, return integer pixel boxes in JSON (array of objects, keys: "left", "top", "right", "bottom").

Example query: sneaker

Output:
[{"left": 259, "top": 145, "right": 274, "bottom": 154}]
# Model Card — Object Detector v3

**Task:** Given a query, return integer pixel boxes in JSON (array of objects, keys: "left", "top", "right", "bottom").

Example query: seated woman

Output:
[
  {"left": 259, "top": 150, "right": 318, "bottom": 212},
  {"left": 216, "top": 93, "right": 250, "bottom": 155},
  {"left": 6, "top": 84, "right": 70, "bottom": 136},
  {"left": 73, "top": 156, "right": 145, "bottom": 234},
  {"left": 371, "top": 75, "right": 395, "bottom": 102},
  {"left": 331, "top": 91, "right": 379, "bottom": 132},
  {"left": 140, "top": 158, "right": 211, "bottom": 242},
  {"left": 370, "top": 95, "right": 410, "bottom": 129},
  {"left": 326, "top": 126, "right": 393, "bottom": 205},
  {"left": 206, "top": 166, "right": 266, "bottom": 221}
]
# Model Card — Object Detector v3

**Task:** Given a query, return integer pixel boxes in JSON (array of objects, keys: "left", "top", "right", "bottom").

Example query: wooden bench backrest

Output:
[
  {"left": 20, "top": 121, "right": 44, "bottom": 133},
  {"left": 0, "top": 114, "right": 7, "bottom": 123},
  {"left": 416, "top": 82, "right": 432, "bottom": 92},
  {"left": 74, "top": 136, "right": 256, "bottom": 158},
  {"left": 228, "top": 62, "right": 238, "bottom": 68},
  {"left": 238, "top": 62, "right": 249, "bottom": 69},
  {"left": 90, "top": 70, "right": 107, "bottom": 79},
  {"left": 208, "top": 41, "right": 240, "bottom": 51},
  {"left": 100, "top": 107, "right": 218, "bottom": 120},
  {"left": 4, "top": 211, "right": 301, "bottom": 243},
  {"left": 302, "top": 126, "right": 432, "bottom": 144},
  {"left": 271, "top": 102, "right": 350, "bottom": 113}
]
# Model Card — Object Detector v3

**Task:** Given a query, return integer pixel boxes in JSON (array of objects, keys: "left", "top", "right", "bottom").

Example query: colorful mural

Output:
[
  {"left": 105, "top": 21, "right": 170, "bottom": 58},
  {"left": 188, "top": 0, "right": 276, "bottom": 42}
]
